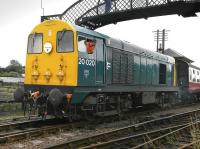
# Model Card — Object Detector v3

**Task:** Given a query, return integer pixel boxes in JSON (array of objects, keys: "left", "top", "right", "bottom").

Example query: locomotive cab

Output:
[
  {"left": 15, "top": 20, "right": 107, "bottom": 119},
  {"left": 15, "top": 20, "right": 80, "bottom": 118},
  {"left": 25, "top": 20, "right": 78, "bottom": 87}
]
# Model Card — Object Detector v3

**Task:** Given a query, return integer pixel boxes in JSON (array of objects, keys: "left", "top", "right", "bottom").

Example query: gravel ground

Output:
[{"left": 2, "top": 103, "right": 200, "bottom": 149}]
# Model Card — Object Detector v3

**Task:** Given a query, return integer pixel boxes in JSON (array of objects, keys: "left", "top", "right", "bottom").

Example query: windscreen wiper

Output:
[{"left": 58, "top": 29, "right": 66, "bottom": 45}]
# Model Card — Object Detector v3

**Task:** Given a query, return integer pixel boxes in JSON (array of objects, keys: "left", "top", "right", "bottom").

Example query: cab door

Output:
[{"left": 95, "top": 39, "right": 104, "bottom": 85}]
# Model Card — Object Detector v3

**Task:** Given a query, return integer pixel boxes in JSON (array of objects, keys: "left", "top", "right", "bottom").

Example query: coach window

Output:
[
  {"left": 159, "top": 64, "right": 166, "bottom": 84},
  {"left": 189, "top": 69, "right": 192, "bottom": 81},
  {"left": 27, "top": 33, "right": 43, "bottom": 54},
  {"left": 193, "top": 70, "right": 195, "bottom": 74},
  {"left": 57, "top": 30, "right": 74, "bottom": 52}
]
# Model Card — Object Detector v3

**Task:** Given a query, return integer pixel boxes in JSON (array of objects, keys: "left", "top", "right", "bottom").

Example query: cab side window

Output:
[
  {"left": 78, "top": 36, "right": 96, "bottom": 55},
  {"left": 78, "top": 36, "right": 87, "bottom": 53}
]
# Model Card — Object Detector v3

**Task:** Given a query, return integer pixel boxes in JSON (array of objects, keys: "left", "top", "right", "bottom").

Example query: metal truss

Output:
[{"left": 41, "top": 0, "right": 200, "bottom": 30}]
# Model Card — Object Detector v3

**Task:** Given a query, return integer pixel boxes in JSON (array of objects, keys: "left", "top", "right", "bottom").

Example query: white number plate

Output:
[{"left": 78, "top": 58, "right": 95, "bottom": 67}]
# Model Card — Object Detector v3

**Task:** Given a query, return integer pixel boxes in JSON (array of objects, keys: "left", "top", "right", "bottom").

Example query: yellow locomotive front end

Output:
[
  {"left": 14, "top": 20, "right": 79, "bottom": 119},
  {"left": 25, "top": 20, "right": 78, "bottom": 87}
]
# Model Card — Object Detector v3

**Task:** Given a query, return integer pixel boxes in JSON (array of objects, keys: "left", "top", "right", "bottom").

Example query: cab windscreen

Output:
[
  {"left": 57, "top": 30, "right": 74, "bottom": 52},
  {"left": 27, "top": 33, "right": 43, "bottom": 54}
]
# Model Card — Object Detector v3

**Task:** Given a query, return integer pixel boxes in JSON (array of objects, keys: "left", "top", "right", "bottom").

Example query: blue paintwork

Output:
[{"left": 70, "top": 23, "right": 176, "bottom": 104}]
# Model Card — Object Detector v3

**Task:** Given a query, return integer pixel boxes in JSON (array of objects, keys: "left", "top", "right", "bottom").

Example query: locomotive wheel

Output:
[
  {"left": 84, "top": 110, "right": 95, "bottom": 121},
  {"left": 14, "top": 88, "right": 24, "bottom": 102},
  {"left": 48, "top": 89, "right": 64, "bottom": 118}
]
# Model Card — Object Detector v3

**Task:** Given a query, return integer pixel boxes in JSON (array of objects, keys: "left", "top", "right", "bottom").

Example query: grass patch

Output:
[
  {"left": 0, "top": 103, "right": 24, "bottom": 121},
  {"left": 0, "top": 111, "right": 24, "bottom": 121},
  {"left": 0, "top": 84, "right": 22, "bottom": 101},
  {"left": 0, "top": 103, "right": 22, "bottom": 112}
]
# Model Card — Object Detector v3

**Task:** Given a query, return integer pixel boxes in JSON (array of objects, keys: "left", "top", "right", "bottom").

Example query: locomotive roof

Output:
[
  {"left": 72, "top": 23, "right": 175, "bottom": 64},
  {"left": 105, "top": 38, "right": 175, "bottom": 64},
  {"left": 72, "top": 24, "right": 109, "bottom": 39}
]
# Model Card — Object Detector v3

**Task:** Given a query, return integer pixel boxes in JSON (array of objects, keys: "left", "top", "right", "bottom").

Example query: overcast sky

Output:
[{"left": 0, "top": 0, "right": 200, "bottom": 67}]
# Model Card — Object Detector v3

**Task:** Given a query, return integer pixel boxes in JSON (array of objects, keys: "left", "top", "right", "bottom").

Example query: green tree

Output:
[
  {"left": 0, "top": 67, "right": 5, "bottom": 74},
  {"left": 6, "top": 60, "right": 23, "bottom": 74}
]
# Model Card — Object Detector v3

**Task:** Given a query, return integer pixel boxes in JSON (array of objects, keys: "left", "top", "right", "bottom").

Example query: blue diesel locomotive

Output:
[{"left": 14, "top": 20, "right": 178, "bottom": 119}]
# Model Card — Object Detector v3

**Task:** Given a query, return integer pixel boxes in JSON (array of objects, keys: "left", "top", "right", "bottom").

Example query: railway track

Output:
[
  {"left": 80, "top": 123, "right": 189, "bottom": 149},
  {"left": 0, "top": 104, "right": 199, "bottom": 147},
  {"left": 0, "top": 115, "right": 123, "bottom": 144},
  {"left": 0, "top": 121, "right": 88, "bottom": 144},
  {"left": 0, "top": 117, "right": 66, "bottom": 133},
  {"left": 0, "top": 117, "right": 78, "bottom": 144},
  {"left": 0, "top": 104, "right": 163, "bottom": 145},
  {"left": 45, "top": 108, "right": 200, "bottom": 149},
  {"left": 178, "top": 139, "right": 200, "bottom": 149},
  {"left": 132, "top": 121, "right": 200, "bottom": 149}
]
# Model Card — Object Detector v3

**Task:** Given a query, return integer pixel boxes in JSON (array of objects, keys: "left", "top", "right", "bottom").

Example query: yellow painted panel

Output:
[
  {"left": 24, "top": 20, "right": 78, "bottom": 86},
  {"left": 173, "top": 64, "right": 177, "bottom": 87}
]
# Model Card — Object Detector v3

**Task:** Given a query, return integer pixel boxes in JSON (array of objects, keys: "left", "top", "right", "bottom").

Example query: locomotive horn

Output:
[{"left": 14, "top": 88, "right": 24, "bottom": 102}]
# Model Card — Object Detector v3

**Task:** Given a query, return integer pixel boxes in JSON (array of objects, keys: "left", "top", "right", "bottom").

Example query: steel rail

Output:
[
  {"left": 177, "top": 139, "right": 200, "bottom": 149},
  {"left": 0, "top": 121, "right": 87, "bottom": 144},
  {"left": 132, "top": 121, "right": 200, "bottom": 149},
  {"left": 0, "top": 117, "right": 68, "bottom": 133},
  {"left": 82, "top": 121, "right": 200, "bottom": 149},
  {"left": 80, "top": 123, "right": 189, "bottom": 149},
  {"left": 45, "top": 108, "right": 200, "bottom": 149}
]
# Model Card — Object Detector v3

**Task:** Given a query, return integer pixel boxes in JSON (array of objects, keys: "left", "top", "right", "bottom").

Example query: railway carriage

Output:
[
  {"left": 164, "top": 49, "right": 200, "bottom": 102},
  {"left": 14, "top": 20, "right": 178, "bottom": 119},
  {"left": 188, "top": 65, "right": 200, "bottom": 93}
]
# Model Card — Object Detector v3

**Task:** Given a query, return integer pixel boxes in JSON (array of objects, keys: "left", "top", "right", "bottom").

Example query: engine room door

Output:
[{"left": 95, "top": 39, "right": 104, "bottom": 84}]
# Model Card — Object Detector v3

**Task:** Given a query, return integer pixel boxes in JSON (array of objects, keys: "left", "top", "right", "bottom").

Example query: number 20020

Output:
[{"left": 78, "top": 58, "right": 95, "bottom": 67}]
